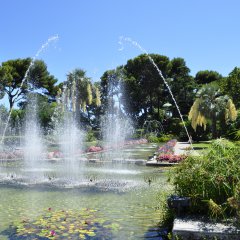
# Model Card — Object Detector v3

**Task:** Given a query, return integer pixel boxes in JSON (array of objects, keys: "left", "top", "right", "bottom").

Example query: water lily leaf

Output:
[
  {"left": 87, "top": 231, "right": 96, "bottom": 237},
  {"left": 79, "top": 233, "right": 86, "bottom": 239}
]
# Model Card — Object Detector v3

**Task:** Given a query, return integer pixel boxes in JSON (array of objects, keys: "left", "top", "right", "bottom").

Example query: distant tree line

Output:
[{"left": 0, "top": 54, "right": 240, "bottom": 140}]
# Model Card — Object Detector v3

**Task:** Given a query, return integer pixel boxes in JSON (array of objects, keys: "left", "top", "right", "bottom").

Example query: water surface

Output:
[{"left": 0, "top": 143, "right": 170, "bottom": 239}]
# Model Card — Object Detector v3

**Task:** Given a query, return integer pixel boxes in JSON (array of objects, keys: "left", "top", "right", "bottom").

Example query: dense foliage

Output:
[
  {"left": 189, "top": 84, "right": 237, "bottom": 138},
  {"left": 172, "top": 139, "right": 240, "bottom": 220},
  {"left": 1, "top": 53, "right": 240, "bottom": 140},
  {"left": 0, "top": 58, "right": 58, "bottom": 109},
  {"left": 58, "top": 69, "right": 101, "bottom": 127}
]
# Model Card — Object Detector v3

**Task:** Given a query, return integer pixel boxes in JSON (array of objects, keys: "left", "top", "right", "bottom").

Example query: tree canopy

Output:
[
  {"left": 195, "top": 70, "right": 222, "bottom": 85},
  {"left": 59, "top": 68, "right": 101, "bottom": 127},
  {"left": 189, "top": 84, "right": 237, "bottom": 138},
  {"left": 1, "top": 54, "right": 240, "bottom": 141},
  {"left": 0, "top": 58, "right": 58, "bottom": 109},
  {"left": 220, "top": 67, "right": 240, "bottom": 108}
]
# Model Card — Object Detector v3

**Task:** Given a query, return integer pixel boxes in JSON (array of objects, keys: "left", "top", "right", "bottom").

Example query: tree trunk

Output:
[{"left": 9, "top": 95, "right": 14, "bottom": 110}]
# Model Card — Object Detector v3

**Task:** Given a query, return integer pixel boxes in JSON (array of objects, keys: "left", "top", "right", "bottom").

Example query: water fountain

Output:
[
  {"left": 52, "top": 86, "right": 85, "bottom": 180},
  {"left": 23, "top": 95, "right": 46, "bottom": 177},
  {"left": 100, "top": 71, "right": 134, "bottom": 162},
  {"left": 0, "top": 37, "right": 172, "bottom": 240},
  {"left": 0, "top": 35, "right": 59, "bottom": 146}
]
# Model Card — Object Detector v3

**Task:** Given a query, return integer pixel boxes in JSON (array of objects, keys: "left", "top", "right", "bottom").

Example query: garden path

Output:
[{"left": 173, "top": 142, "right": 190, "bottom": 155}]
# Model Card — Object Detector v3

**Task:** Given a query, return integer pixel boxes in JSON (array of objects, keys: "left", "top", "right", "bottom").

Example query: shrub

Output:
[
  {"left": 147, "top": 133, "right": 160, "bottom": 143},
  {"left": 131, "top": 129, "right": 144, "bottom": 139},
  {"left": 158, "top": 134, "right": 174, "bottom": 143},
  {"left": 171, "top": 139, "right": 240, "bottom": 221},
  {"left": 146, "top": 133, "right": 174, "bottom": 143},
  {"left": 86, "top": 130, "right": 97, "bottom": 142}
]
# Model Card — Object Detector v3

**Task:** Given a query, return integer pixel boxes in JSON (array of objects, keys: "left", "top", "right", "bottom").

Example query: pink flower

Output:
[
  {"left": 87, "top": 146, "right": 103, "bottom": 152},
  {"left": 50, "top": 230, "right": 56, "bottom": 236}
]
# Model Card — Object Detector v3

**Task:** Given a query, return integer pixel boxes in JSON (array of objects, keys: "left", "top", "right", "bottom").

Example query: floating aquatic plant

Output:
[{"left": 4, "top": 208, "right": 120, "bottom": 239}]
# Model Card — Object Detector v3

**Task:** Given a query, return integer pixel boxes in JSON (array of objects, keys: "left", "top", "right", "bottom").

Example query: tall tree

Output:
[
  {"left": 220, "top": 67, "right": 240, "bottom": 108},
  {"left": 100, "top": 67, "right": 124, "bottom": 115},
  {"left": 0, "top": 58, "right": 58, "bottom": 109},
  {"left": 195, "top": 70, "right": 222, "bottom": 85},
  {"left": 123, "top": 54, "right": 170, "bottom": 124},
  {"left": 60, "top": 69, "right": 101, "bottom": 126},
  {"left": 189, "top": 84, "right": 237, "bottom": 138},
  {"left": 167, "top": 58, "right": 196, "bottom": 116}
]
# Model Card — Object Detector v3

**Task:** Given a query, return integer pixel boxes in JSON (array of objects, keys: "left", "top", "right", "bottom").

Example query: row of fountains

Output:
[
  {"left": 0, "top": 35, "right": 191, "bottom": 189},
  {"left": 0, "top": 87, "right": 134, "bottom": 160},
  {"left": 0, "top": 76, "right": 139, "bottom": 189}
]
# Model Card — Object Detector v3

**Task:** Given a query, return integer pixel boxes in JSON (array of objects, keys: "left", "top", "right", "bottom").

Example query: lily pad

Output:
[{"left": 2, "top": 208, "right": 118, "bottom": 239}]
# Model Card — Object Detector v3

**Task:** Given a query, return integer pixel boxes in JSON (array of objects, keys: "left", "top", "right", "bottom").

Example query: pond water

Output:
[{"left": 0, "top": 143, "right": 171, "bottom": 239}]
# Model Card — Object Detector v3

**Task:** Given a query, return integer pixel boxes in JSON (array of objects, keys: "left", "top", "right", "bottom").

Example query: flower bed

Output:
[
  {"left": 157, "top": 154, "right": 187, "bottom": 163},
  {"left": 87, "top": 146, "right": 103, "bottom": 153},
  {"left": 157, "top": 139, "right": 177, "bottom": 155},
  {"left": 156, "top": 139, "right": 187, "bottom": 163},
  {"left": 87, "top": 138, "right": 148, "bottom": 153}
]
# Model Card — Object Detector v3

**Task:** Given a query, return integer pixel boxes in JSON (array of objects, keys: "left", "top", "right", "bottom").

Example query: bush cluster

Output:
[
  {"left": 171, "top": 139, "right": 240, "bottom": 221},
  {"left": 146, "top": 133, "right": 174, "bottom": 143}
]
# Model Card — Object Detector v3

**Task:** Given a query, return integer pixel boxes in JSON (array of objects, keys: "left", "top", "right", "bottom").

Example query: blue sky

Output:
[{"left": 1, "top": 0, "right": 240, "bottom": 88}]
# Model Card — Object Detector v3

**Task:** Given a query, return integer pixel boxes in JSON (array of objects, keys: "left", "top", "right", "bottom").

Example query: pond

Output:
[{"left": 0, "top": 143, "right": 170, "bottom": 239}]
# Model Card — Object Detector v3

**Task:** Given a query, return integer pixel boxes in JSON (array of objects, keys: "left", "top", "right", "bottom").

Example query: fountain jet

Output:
[{"left": 119, "top": 36, "right": 193, "bottom": 148}]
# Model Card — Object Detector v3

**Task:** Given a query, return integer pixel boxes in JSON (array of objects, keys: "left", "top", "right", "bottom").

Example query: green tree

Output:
[
  {"left": 100, "top": 67, "right": 124, "bottom": 115},
  {"left": 189, "top": 84, "right": 237, "bottom": 138},
  {"left": 195, "top": 70, "right": 222, "bottom": 85},
  {"left": 0, "top": 104, "right": 8, "bottom": 134},
  {"left": 37, "top": 95, "right": 58, "bottom": 132},
  {"left": 167, "top": 58, "right": 196, "bottom": 116},
  {"left": 0, "top": 58, "right": 58, "bottom": 109},
  {"left": 60, "top": 69, "right": 101, "bottom": 127},
  {"left": 100, "top": 54, "right": 195, "bottom": 130},
  {"left": 123, "top": 54, "right": 170, "bottom": 124},
  {"left": 220, "top": 67, "right": 240, "bottom": 108},
  {"left": 17, "top": 93, "right": 58, "bottom": 134}
]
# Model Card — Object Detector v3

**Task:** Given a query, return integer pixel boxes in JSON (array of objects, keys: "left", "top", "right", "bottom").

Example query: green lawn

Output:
[{"left": 192, "top": 141, "right": 212, "bottom": 153}]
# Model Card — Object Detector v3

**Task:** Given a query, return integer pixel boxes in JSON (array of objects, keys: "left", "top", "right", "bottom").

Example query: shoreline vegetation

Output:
[{"left": 156, "top": 138, "right": 240, "bottom": 239}]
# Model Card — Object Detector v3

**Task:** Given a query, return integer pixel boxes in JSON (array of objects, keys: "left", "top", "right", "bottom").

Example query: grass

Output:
[
  {"left": 192, "top": 141, "right": 212, "bottom": 154},
  {"left": 192, "top": 141, "right": 211, "bottom": 149}
]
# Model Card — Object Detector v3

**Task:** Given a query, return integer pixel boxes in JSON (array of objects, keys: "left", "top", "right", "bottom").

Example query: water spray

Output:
[
  {"left": 0, "top": 35, "right": 59, "bottom": 145},
  {"left": 119, "top": 36, "right": 193, "bottom": 149}
]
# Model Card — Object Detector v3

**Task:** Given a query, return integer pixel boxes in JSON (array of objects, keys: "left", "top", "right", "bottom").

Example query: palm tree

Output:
[
  {"left": 189, "top": 84, "right": 237, "bottom": 138},
  {"left": 61, "top": 69, "right": 100, "bottom": 125}
]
